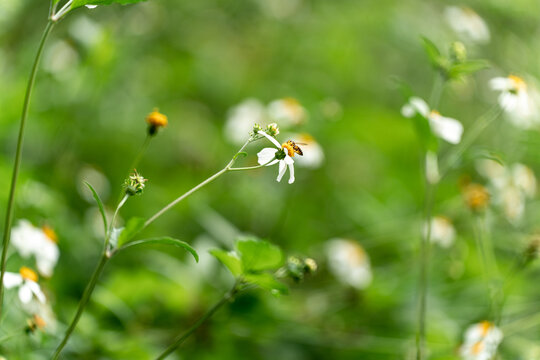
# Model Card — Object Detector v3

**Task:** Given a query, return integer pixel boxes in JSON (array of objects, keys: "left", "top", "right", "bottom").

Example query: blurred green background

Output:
[{"left": 2, "top": 0, "right": 540, "bottom": 358}]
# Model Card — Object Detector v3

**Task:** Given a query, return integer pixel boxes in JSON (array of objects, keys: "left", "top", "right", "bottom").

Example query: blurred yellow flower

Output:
[
  {"left": 146, "top": 108, "right": 168, "bottom": 135},
  {"left": 463, "top": 183, "right": 490, "bottom": 212}
]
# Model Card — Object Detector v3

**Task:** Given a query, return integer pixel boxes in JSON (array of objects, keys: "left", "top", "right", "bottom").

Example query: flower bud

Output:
[
  {"left": 124, "top": 170, "right": 147, "bottom": 196},
  {"left": 450, "top": 41, "right": 467, "bottom": 63},
  {"left": 266, "top": 123, "right": 280, "bottom": 137},
  {"left": 146, "top": 108, "right": 168, "bottom": 136},
  {"left": 283, "top": 256, "right": 317, "bottom": 282}
]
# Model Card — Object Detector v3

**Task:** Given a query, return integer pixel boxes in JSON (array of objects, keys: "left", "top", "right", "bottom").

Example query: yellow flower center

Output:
[
  {"left": 464, "top": 183, "right": 490, "bottom": 211},
  {"left": 471, "top": 340, "right": 484, "bottom": 355},
  {"left": 19, "top": 267, "right": 38, "bottom": 282},
  {"left": 282, "top": 142, "right": 295, "bottom": 157},
  {"left": 430, "top": 110, "right": 440, "bottom": 117},
  {"left": 42, "top": 225, "right": 58, "bottom": 243},
  {"left": 32, "top": 314, "right": 46, "bottom": 329},
  {"left": 508, "top": 75, "right": 526, "bottom": 91},
  {"left": 146, "top": 108, "right": 168, "bottom": 128},
  {"left": 479, "top": 321, "right": 492, "bottom": 336}
]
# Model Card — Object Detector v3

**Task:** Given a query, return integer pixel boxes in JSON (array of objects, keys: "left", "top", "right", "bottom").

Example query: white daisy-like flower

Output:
[
  {"left": 11, "top": 220, "right": 60, "bottom": 277},
  {"left": 326, "top": 238, "right": 372, "bottom": 290},
  {"left": 401, "top": 97, "right": 463, "bottom": 144},
  {"left": 257, "top": 131, "right": 296, "bottom": 184},
  {"left": 425, "top": 216, "right": 456, "bottom": 248},
  {"left": 489, "top": 75, "right": 539, "bottom": 128},
  {"left": 224, "top": 99, "right": 266, "bottom": 145},
  {"left": 445, "top": 6, "right": 490, "bottom": 44},
  {"left": 267, "top": 97, "right": 307, "bottom": 127},
  {"left": 460, "top": 321, "right": 503, "bottom": 360},
  {"left": 3, "top": 267, "right": 46, "bottom": 304},
  {"left": 286, "top": 133, "right": 324, "bottom": 169}
]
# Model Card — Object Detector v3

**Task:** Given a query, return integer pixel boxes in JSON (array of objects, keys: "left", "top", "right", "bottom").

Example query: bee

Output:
[{"left": 286, "top": 140, "right": 306, "bottom": 156}]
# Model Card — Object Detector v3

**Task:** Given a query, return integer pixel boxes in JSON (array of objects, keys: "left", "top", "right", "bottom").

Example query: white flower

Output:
[
  {"left": 445, "top": 6, "right": 490, "bottom": 44},
  {"left": 286, "top": 133, "right": 324, "bottom": 169},
  {"left": 326, "top": 239, "right": 372, "bottom": 289},
  {"left": 11, "top": 220, "right": 59, "bottom": 277},
  {"left": 490, "top": 75, "right": 539, "bottom": 128},
  {"left": 426, "top": 216, "right": 456, "bottom": 248},
  {"left": 401, "top": 97, "right": 463, "bottom": 144},
  {"left": 257, "top": 131, "right": 295, "bottom": 184},
  {"left": 224, "top": 99, "right": 266, "bottom": 145},
  {"left": 267, "top": 98, "right": 307, "bottom": 127},
  {"left": 3, "top": 267, "right": 46, "bottom": 304},
  {"left": 460, "top": 321, "right": 503, "bottom": 360}
]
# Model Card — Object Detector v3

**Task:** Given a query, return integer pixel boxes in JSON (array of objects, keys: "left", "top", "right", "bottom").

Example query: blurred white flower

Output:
[
  {"left": 326, "top": 238, "right": 372, "bottom": 289},
  {"left": 425, "top": 216, "right": 456, "bottom": 248},
  {"left": 287, "top": 133, "right": 324, "bottom": 169},
  {"left": 257, "top": 131, "right": 295, "bottom": 184},
  {"left": 401, "top": 97, "right": 463, "bottom": 144},
  {"left": 3, "top": 267, "right": 46, "bottom": 304},
  {"left": 225, "top": 99, "right": 266, "bottom": 145},
  {"left": 445, "top": 6, "right": 490, "bottom": 44},
  {"left": 268, "top": 98, "right": 307, "bottom": 127},
  {"left": 425, "top": 151, "right": 440, "bottom": 184},
  {"left": 490, "top": 75, "right": 540, "bottom": 128},
  {"left": 476, "top": 160, "right": 536, "bottom": 222},
  {"left": 43, "top": 40, "right": 79, "bottom": 78},
  {"left": 460, "top": 321, "right": 503, "bottom": 360},
  {"left": 69, "top": 16, "right": 103, "bottom": 48},
  {"left": 11, "top": 220, "right": 59, "bottom": 277}
]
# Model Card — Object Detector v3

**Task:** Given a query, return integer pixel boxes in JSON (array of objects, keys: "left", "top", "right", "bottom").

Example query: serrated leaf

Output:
[
  {"left": 243, "top": 273, "right": 288, "bottom": 295},
  {"left": 448, "top": 60, "right": 490, "bottom": 79},
  {"left": 210, "top": 249, "right": 242, "bottom": 276},
  {"left": 116, "top": 237, "right": 198, "bottom": 262},
  {"left": 84, "top": 181, "right": 107, "bottom": 235},
  {"left": 116, "top": 217, "right": 145, "bottom": 248},
  {"left": 71, "top": 0, "right": 146, "bottom": 10},
  {"left": 237, "top": 238, "right": 283, "bottom": 272}
]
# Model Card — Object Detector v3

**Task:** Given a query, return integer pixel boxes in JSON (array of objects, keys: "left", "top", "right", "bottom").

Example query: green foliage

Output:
[
  {"left": 116, "top": 217, "right": 145, "bottom": 248},
  {"left": 447, "top": 60, "right": 490, "bottom": 80},
  {"left": 84, "top": 181, "right": 107, "bottom": 235},
  {"left": 116, "top": 237, "right": 199, "bottom": 262},
  {"left": 71, "top": 0, "right": 146, "bottom": 10},
  {"left": 209, "top": 249, "right": 242, "bottom": 276}
]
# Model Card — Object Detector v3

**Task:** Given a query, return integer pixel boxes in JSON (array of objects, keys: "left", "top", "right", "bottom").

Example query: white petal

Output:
[
  {"left": 27, "top": 281, "right": 46, "bottom": 303},
  {"left": 276, "top": 160, "right": 287, "bottom": 182},
  {"left": 3, "top": 273, "right": 23, "bottom": 288},
  {"left": 85, "top": 4, "right": 98, "bottom": 8},
  {"left": 490, "top": 77, "right": 513, "bottom": 91},
  {"left": 287, "top": 161, "right": 295, "bottom": 184},
  {"left": 401, "top": 104, "right": 415, "bottom": 118},
  {"left": 257, "top": 148, "right": 278, "bottom": 165},
  {"left": 37, "top": 258, "right": 55, "bottom": 278},
  {"left": 429, "top": 114, "right": 463, "bottom": 144},
  {"left": 18, "top": 283, "right": 33, "bottom": 304},
  {"left": 409, "top": 97, "right": 430, "bottom": 117},
  {"left": 257, "top": 131, "right": 281, "bottom": 148}
]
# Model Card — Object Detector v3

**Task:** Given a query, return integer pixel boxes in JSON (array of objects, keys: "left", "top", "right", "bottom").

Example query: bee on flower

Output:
[
  {"left": 325, "top": 238, "right": 372, "bottom": 290},
  {"left": 490, "top": 75, "right": 540, "bottom": 128},
  {"left": 3, "top": 267, "right": 46, "bottom": 304},
  {"left": 425, "top": 216, "right": 456, "bottom": 248},
  {"left": 285, "top": 133, "right": 324, "bottom": 169},
  {"left": 146, "top": 108, "right": 168, "bottom": 136},
  {"left": 444, "top": 6, "right": 490, "bottom": 44},
  {"left": 257, "top": 131, "right": 300, "bottom": 184},
  {"left": 401, "top": 97, "right": 464, "bottom": 144},
  {"left": 460, "top": 321, "right": 503, "bottom": 360},
  {"left": 11, "top": 220, "right": 59, "bottom": 277}
]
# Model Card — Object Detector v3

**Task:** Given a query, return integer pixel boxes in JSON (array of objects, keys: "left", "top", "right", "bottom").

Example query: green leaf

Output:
[
  {"left": 233, "top": 152, "right": 248, "bottom": 160},
  {"left": 421, "top": 37, "right": 444, "bottom": 68},
  {"left": 84, "top": 181, "right": 107, "bottom": 235},
  {"left": 448, "top": 60, "right": 490, "bottom": 79},
  {"left": 117, "top": 237, "right": 199, "bottom": 262},
  {"left": 210, "top": 249, "right": 242, "bottom": 276},
  {"left": 237, "top": 238, "right": 283, "bottom": 272},
  {"left": 243, "top": 273, "right": 288, "bottom": 295},
  {"left": 116, "top": 217, "right": 145, "bottom": 248},
  {"left": 71, "top": 0, "right": 146, "bottom": 10}
]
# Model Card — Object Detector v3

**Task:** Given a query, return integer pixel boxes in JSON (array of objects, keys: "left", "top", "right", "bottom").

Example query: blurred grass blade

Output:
[
  {"left": 117, "top": 237, "right": 199, "bottom": 262},
  {"left": 84, "top": 181, "right": 108, "bottom": 235}
]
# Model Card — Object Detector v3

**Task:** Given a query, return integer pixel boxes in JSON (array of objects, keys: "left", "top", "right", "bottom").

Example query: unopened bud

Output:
[
  {"left": 124, "top": 170, "right": 147, "bottom": 196},
  {"left": 450, "top": 41, "right": 467, "bottom": 63},
  {"left": 266, "top": 123, "right": 280, "bottom": 137}
]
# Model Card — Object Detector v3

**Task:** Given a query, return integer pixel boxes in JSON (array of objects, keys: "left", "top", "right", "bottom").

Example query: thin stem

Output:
[
  {"left": 51, "top": 253, "right": 109, "bottom": 360},
  {"left": 416, "top": 176, "right": 435, "bottom": 360},
  {"left": 429, "top": 73, "right": 444, "bottom": 109},
  {"left": 228, "top": 163, "right": 266, "bottom": 171},
  {"left": 50, "top": 0, "right": 73, "bottom": 22},
  {"left": 0, "top": 20, "right": 55, "bottom": 317},
  {"left": 155, "top": 284, "right": 239, "bottom": 360}
]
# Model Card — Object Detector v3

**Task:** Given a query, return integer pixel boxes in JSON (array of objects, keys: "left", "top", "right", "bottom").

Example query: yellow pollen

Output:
[
  {"left": 19, "top": 267, "right": 38, "bottom": 282},
  {"left": 282, "top": 143, "right": 295, "bottom": 157},
  {"left": 32, "top": 314, "right": 46, "bottom": 329},
  {"left": 146, "top": 108, "right": 168, "bottom": 128},
  {"left": 42, "top": 225, "right": 58, "bottom": 243},
  {"left": 471, "top": 340, "right": 484, "bottom": 355},
  {"left": 463, "top": 183, "right": 490, "bottom": 212},
  {"left": 479, "top": 321, "right": 491, "bottom": 336},
  {"left": 508, "top": 75, "right": 526, "bottom": 91},
  {"left": 430, "top": 110, "right": 440, "bottom": 117}
]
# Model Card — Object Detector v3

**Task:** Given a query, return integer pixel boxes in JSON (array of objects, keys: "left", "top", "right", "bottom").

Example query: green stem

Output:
[
  {"left": 51, "top": 253, "right": 109, "bottom": 360},
  {"left": 429, "top": 73, "right": 444, "bottom": 109},
  {"left": 155, "top": 285, "right": 239, "bottom": 360},
  {"left": 0, "top": 20, "right": 55, "bottom": 317},
  {"left": 416, "top": 176, "right": 435, "bottom": 360}
]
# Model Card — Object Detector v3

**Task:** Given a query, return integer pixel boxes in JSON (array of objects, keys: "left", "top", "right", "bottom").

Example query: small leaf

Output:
[
  {"left": 243, "top": 273, "right": 288, "bottom": 295},
  {"left": 448, "top": 60, "right": 490, "bottom": 79},
  {"left": 116, "top": 237, "right": 199, "bottom": 262},
  {"left": 233, "top": 152, "right": 248, "bottom": 160},
  {"left": 421, "top": 37, "right": 444, "bottom": 67},
  {"left": 210, "top": 249, "right": 242, "bottom": 276},
  {"left": 84, "top": 181, "right": 107, "bottom": 235},
  {"left": 71, "top": 0, "right": 146, "bottom": 10},
  {"left": 237, "top": 238, "right": 283, "bottom": 272},
  {"left": 116, "top": 217, "right": 145, "bottom": 248}
]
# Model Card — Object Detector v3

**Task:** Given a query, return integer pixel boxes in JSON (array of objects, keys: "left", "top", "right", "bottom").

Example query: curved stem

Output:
[
  {"left": 52, "top": 253, "right": 109, "bottom": 360},
  {"left": 0, "top": 20, "right": 55, "bottom": 317},
  {"left": 155, "top": 284, "right": 239, "bottom": 360}
]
